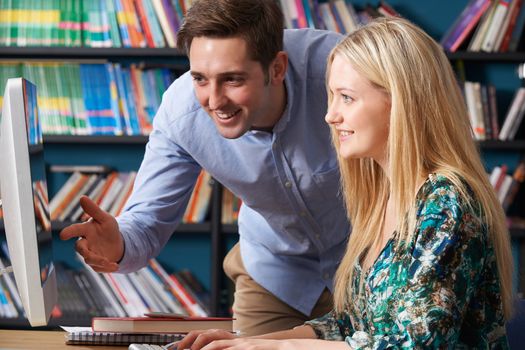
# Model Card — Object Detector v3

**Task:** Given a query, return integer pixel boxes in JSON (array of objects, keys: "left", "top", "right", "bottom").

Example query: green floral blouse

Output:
[{"left": 306, "top": 174, "right": 508, "bottom": 349}]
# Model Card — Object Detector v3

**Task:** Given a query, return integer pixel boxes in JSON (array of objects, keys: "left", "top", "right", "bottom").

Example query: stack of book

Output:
[{"left": 62, "top": 314, "right": 233, "bottom": 346}]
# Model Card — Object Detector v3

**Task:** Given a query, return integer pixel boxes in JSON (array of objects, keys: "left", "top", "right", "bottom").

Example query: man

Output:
[{"left": 60, "top": 0, "right": 350, "bottom": 336}]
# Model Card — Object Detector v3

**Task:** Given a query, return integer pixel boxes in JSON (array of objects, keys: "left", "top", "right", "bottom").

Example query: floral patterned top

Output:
[{"left": 306, "top": 174, "right": 508, "bottom": 349}]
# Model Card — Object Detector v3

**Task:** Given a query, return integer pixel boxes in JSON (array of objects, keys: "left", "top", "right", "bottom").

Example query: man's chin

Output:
[{"left": 216, "top": 125, "right": 248, "bottom": 139}]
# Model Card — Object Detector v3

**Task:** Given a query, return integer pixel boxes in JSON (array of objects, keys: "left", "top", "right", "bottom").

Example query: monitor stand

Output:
[{"left": 0, "top": 186, "right": 14, "bottom": 277}]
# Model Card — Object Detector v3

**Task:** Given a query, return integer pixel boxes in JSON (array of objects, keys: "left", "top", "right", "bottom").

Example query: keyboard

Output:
[{"left": 128, "top": 344, "right": 167, "bottom": 350}]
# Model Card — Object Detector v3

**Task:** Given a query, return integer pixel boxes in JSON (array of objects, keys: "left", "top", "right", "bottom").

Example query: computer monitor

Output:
[{"left": 0, "top": 77, "right": 57, "bottom": 326}]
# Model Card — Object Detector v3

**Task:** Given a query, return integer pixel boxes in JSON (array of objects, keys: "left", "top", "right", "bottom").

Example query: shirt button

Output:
[
  {"left": 315, "top": 233, "right": 321, "bottom": 239},
  {"left": 300, "top": 211, "right": 307, "bottom": 217},
  {"left": 272, "top": 143, "right": 277, "bottom": 149},
  {"left": 323, "top": 273, "right": 330, "bottom": 280},
  {"left": 284, "top": 181, "right": 292, "bottom": 188}
]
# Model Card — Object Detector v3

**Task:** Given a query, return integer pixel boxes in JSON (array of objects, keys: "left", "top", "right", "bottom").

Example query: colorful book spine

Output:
[
  {"left": 134, "top": 0, "right": 155, "bottom": 47},
  {"left": 143, "top": 0, "right": 166, "bottom": 48},
  {"left": 114, "top": 0, "right": 131, "bottom": 47},
  {"left": 508, "top": 0, "right": 525, "bottom": 51},
  {"left": 150, "top": 0, "right": 176, "bottom": 47},
  {"left": 161, "top": 0, "right": 180, "bottom": 44},
  {"left": 481, "top": 0, "right": 512, "bottom": 52},
  {"left": 441, "top": 0, "right": 492, "bottom": 52}
]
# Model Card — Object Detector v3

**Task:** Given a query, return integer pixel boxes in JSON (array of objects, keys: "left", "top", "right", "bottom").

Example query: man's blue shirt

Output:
[{"left": 117, "top": 29, "right": 350, "bottom": 315}]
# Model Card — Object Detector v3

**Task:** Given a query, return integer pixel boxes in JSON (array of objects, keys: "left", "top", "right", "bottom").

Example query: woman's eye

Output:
[{"left": 342, "top": 94, "right": 353, "bottom": 103}]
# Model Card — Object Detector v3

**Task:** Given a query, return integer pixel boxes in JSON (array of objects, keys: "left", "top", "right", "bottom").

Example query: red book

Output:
[
  {"left": 499, "top": 0, "right": 523, "bottom": 52},
  {"left": 134, "top": 0, "right": 156, "bottom": 47},
  {"left": 494, "top": 164, "right": 509, "bottom": 192},
  {"left": 92, "top": 315, "right": 234, "bottom": 334}
]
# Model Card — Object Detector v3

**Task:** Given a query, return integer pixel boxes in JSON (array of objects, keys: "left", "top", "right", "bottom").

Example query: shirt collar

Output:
[{"left": 272, "top": 72, "right": 294, "bottom": 134}]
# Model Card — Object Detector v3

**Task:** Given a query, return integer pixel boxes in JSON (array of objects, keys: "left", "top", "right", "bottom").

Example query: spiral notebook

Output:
[{"left": 61, "top": 326, "right": 184, "bottom": 346}]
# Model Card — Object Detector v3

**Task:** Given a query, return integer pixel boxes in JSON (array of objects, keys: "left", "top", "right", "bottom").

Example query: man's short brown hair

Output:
[{"left": 177, "top": 0, "right": 284, "bottom": 72}]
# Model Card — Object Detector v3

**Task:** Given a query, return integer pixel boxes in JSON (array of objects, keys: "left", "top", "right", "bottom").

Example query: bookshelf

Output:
[
  {"left": 1, "top": 0, "right": 524, "bottom": 329},
  {"left": 0, "top": 44, "right": 237, "bottom": 324}
]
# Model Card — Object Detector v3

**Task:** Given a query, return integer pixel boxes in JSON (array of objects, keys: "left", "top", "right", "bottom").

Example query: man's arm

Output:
[{"left": 61, "top": 76, "right": 202, "bottom": 273}]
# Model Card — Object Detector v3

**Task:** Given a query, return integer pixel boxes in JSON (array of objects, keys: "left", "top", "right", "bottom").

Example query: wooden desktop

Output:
[{"left": 0, "top": 330, "right": 128, "bottom": 349}]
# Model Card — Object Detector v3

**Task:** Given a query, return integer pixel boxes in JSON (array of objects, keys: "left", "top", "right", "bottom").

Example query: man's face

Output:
[{"left": 189, "top": 36, "right": 275, "bottom": 139}]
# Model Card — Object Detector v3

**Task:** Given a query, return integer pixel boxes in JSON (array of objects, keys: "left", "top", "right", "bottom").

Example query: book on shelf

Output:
[
  {"left": 489, "top": 161, "right": 525, "bottom": 212},
  {"left": 459, "top": 78, "right": 525, "bottom": 141},
  {"left": 46, "top": 170, "right": 134, "bottom": 222},
  {"left": 91, "top": 315, "right": 234, "bottom": 334},
  {"left": 508, "top": 1, "right": 525, "bottom": 51},
  {"left": 61, "top": 326, "right": 184, "bottom": 346},
  {"left": 0, "top": 62, "right": 175, "bottom": 136},
  {"left": 499, "top": 87, "right": 525, "bottom": 141},
  {"left": 148, "top": 259, "right": 208, "bottom": 317},
  {"left": 47, "top": 170, "right": 136, "bottom": 223},
  {"left": 480, "top": 0, "right": 512, "bottom": 52},
  {"left": 493, "top": 0, "right": 522, "bottom": 51},
  {"left": 275, "top": 0, "right": 398, "bottom": 32},
  {"left": 182, "top": 170, "right": 213, "bottom": 224},
  {"left": 151, "top": 0, "right": 177, "bottom": 47},
  {"left": 0, "top": 0, "right": 193, "bottom": 48},
  {"left": 377, "top": 0, "right": 401, "bottom": 17},
  {"left": 502, "top": 160, "right": 525, "bottom": 212},
  {"left": 173, "top": 270, "right": 211, "bottom": 316},
  {"left": 0, "top": 234, "right": 211, "bottom": 324},
  {"left": 222, "top": 187, "right": 241, "bottom": 224},
  {"left": 468, "top": 1, "right": 499, "bottom": 52},
  {"left": 49, "top": 164, "right": 113, "bottom": 174}
]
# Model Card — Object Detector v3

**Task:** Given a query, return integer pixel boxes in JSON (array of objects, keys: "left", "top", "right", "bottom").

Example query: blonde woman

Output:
[{"left": 175, "top": 17, "right": 513, "bottom": 350}]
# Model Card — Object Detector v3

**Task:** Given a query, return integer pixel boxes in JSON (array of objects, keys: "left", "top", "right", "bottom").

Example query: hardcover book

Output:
[{"left": 92, "top": 315, "right": 234, "bottom": 334}]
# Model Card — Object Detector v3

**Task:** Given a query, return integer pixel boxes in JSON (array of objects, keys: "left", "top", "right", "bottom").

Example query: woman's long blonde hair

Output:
[{"left": 329, "top": 17, "right": 513, "bottom": 319}]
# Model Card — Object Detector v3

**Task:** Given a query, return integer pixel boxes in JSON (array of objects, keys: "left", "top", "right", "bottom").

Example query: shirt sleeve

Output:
[
  {"left": 346, "top": 184, "right": 487, "bottom": 349},
  {"left": 116, "top": 85, "right": 201, "bottom": 273},
  {"left": 305, "top": 310, "right": 347, "bottom": 341}
]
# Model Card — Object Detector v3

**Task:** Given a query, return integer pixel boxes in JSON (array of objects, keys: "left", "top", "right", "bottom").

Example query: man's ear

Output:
[{"left": 269, "top": 51, "right": 288, "bottom": 85}]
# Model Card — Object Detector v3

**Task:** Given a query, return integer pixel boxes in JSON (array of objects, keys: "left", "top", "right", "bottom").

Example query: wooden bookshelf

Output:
[
  {"left": 479, "top": 140, "right": 525, "bottom": 150},
  {"left": 44, "top": 135, "right": 149, "bottom": 145},
  {"left": 0, "top": 47, "right": 186, "bottom": 61},
  {"left": 446, "top": 51, "right": 525, "bottom": 62},
  {"left": 28, "top": 144, "right": 44, "bottom": 154}
]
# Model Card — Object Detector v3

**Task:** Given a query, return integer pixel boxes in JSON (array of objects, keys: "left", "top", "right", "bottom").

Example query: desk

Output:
[{"left": 0, "top": 330, "right": 127, "bottom": 349}]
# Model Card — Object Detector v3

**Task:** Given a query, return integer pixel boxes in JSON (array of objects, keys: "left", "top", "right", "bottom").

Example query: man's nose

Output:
[{"left": 208, "top": 84, "right": 226, "bottom": 110}]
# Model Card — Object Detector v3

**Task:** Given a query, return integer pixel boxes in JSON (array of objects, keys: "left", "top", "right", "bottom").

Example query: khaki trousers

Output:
[{"left": 223, "top": 243, "right": 333, "bottom": 336}]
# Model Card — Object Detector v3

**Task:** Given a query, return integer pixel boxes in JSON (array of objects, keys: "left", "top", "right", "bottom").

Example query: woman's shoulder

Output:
[
  {"left": 414, "top": 173, "right": 487, "bottom": 244},
  {"left": 417, "top": 173, "right": 477, "bottom": 212}
]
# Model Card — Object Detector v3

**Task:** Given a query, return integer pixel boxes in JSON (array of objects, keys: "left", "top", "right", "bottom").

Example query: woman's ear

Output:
[{"left": 269, "top": 51, "right": 288, "bottom": 85}]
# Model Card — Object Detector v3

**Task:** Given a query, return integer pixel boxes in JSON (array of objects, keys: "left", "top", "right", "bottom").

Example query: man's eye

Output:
[
  {"left": 192, "top": 76, "right": 205, "bottom": 84},
  {"left": 226, "top": 77, "right": 243, "bottom": 84}
]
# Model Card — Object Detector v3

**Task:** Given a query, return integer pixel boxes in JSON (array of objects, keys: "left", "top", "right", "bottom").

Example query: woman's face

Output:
[{"left": 325, "top": 55, "right": 391, "bottom": 168}]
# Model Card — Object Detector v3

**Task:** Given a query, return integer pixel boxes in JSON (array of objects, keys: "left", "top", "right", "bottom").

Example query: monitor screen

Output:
[{"left": 0, "top": 77, "right": 57, "bottom": 326}]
